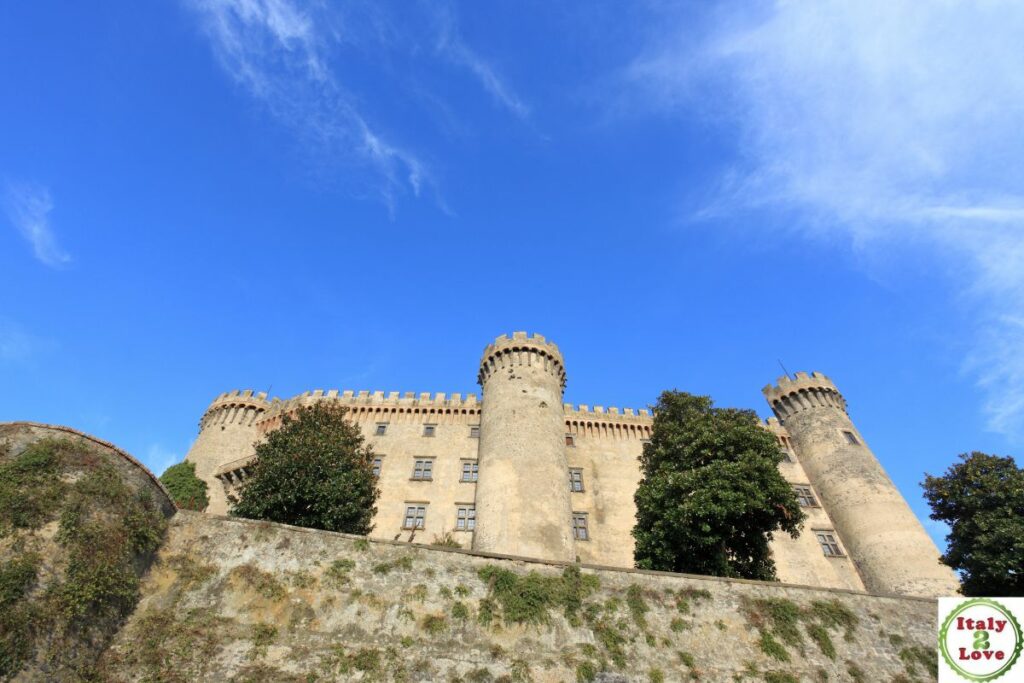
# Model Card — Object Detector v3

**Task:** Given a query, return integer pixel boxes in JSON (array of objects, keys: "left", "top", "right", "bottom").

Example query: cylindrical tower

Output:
[
  {"left": 184, "top": 389, "right": 269, "bottom": 515},
  {"left": 473, "top": 332, "right": 575, "bottom": 562},
  {"left": 763, "top": 372, "right": 959, "bottom": 597}
]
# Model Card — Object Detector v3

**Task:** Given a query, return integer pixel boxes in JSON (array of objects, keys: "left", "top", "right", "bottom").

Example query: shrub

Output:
[
  {"left": 159, "top": 461, "right": 209, "bottom": 511},
  {"left": 231, "top": 403, "right": 379, "bottom": 533}
]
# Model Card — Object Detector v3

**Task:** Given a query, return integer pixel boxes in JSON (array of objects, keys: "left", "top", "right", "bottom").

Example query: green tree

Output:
[
  {"left": 231, "top": 403, "right": 379, "bottom": 534},
  {"left": 632, "top": 391, "right": 804, "bottom": 579},
  {"left": 158, "top": 461, "right": 209, "bottom": 511},
  {"left": 922, "top": 451, "right": 1023, "bottom": 596}
]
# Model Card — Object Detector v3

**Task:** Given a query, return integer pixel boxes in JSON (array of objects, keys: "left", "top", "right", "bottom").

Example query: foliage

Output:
[
  {"left": 159, "top": 461, "right": 209, "bottom": 511},
  {"left": 899, "top": 644, "right": 937, "bottom": 679},
  {"left": 0, "top": 438, "right": 69, "bottom": 535},
  {"left": 231, "top": 403, "right": 380, "bottom": 534},
  {"left": 0, "top": 436, "right": 168, "bottom": 680},
  {"left": 452, "top": 601, "right": 469, "bottom": 620},
  {"left": 372, "top": 555, "right": 413, "bottom": 575},
  {"left": 922, "top": 451, "right": 1023, "bottom": 595},
  {"left": 625, "top": 584, "right": 649, "bottom": 627},
  {"left": 324, "top": 558, "right": 355, "bottom": 586},
  {"left": 248, "top": 623, "right": 277, "bottom": 659},
  {"left": 743, "top": 596, "right": 859, "bottom": 663},
  {"left": 117, "top": 607, "right": 229, "bottom": 682},
  {"left": 477, "top": 564, "right": 600, "bottom": 626},
  {"left": 231, "top": 565, "right": 286, "bottom": 600},
  {"left": 430, "top": 530, "right": 462, "bottom": 547},
  {"left": 421, "top": 614, "right": 447, "bottom": 634},
  {"left": 632, "top": 391, "right": 804, "bottom": 579},
  {"left": 0, "top": 553, "right": 41, "bottom": 677}
]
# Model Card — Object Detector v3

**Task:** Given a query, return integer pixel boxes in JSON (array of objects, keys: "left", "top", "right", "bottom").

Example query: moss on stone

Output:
[
  {"left": 422, "top": 613, "right": 448, "bottom": 635},
  {"left": 759, "top": 631, "right": 790, "bottom": 662},
  {"left": 626, "top": 584, "right": 650, "bottom": 627},
  {"left": 232, "top": 564, "right": 286, "bottom": 600},
  {"left": 806, "top": 623, "right": 836, "bottom": 660}
]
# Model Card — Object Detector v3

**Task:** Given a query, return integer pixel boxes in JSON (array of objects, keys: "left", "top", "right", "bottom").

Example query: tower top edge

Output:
[
  {"left": 762, "top": 371, "right": 841, "bottom": 399},
  {"left": 481, "top": 331, "right": 563, "bottom": 361}
]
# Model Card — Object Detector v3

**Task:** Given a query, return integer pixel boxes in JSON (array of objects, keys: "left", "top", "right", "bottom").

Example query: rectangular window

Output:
[
  {"left": 569, "top": 468, "right": 584, "bottom": 492},
  {"left": 843, "top": 430, "right": 859, "bottom": 445},
  {"left": 470, "top": 425, "right": 480, "bottom": 438},
  {"left": 375, "top": 423, "right": 388, "bottom": 436},
  {"left": 456, "top": 505, "right": 476, "bottom": 531},
  {"left": 403, "top": 504, "right": 427, "bottom": 530},
  {"left": 461, "top": 461, "right": 479, "bottom": 482},
  {"left": 794, "top": 485, "right": 817, "bottom": 507},
  {"left": 372, "top": 457, "right": 383, "bottom": 478},
  {"left": 572, "top": 513, "right": 589, "bottom": 541},
  {"left": 412, "top": 459, "right": 434, "bottom": 481},
  {"left": 565, "top": 434, "right": 575, "bottom": 447},
  {"left": 815, "top": 530, "right": 844, "bottom": 557},
  {"left": 423, "top": 424, "right": 436, "bottom": 437}
]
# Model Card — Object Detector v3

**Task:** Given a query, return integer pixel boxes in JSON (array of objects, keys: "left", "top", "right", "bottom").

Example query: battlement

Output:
[
  {"left": 199, "top": 389, "right": 273, "bottom": 431},
  {"left": 562, "top": 403, "right": 652, "bottom": 420},
  {"left": 762, "top": 371, "right": 847, "bottom": 420},
  {"left": 262, "top": 389, "right": 481, "bottom": 416},
  {"left": 478, "top": 331, "right": 566, "bottom": 391}
]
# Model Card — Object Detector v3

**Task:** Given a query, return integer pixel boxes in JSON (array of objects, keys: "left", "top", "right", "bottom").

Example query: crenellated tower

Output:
[
  {"left": 473, "top": 332, "right": 575, "bottom": 561},
  {"left": 184, "top": 390, "right": 270, "bottom": 515},
  {"left": 763, "top": 372, "right": 959, "bottom": 597}
]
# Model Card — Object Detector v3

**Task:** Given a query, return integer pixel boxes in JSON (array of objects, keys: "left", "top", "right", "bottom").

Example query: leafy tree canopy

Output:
[
  {"left": 923, "top": 451, "right": 1023, "bottom": 596},
  {"left": 231, "top": 403, "right": 379, "bottom": 534},
  {"left": 158, "top": 461, "right": 208, "bottom": 511},
  {"left": 632, "top": 391, "right": 804, "bottom": 580}
]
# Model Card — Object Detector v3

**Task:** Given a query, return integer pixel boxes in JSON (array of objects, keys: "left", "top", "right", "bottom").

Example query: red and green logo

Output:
[{"left": 940, "top": 598, "right": 1022, "bottom": 681}]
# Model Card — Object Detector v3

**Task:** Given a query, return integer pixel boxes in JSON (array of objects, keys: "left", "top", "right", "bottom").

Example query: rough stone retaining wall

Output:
[{"left": 102, "top": 511, "right": 939, "bottom": 682}]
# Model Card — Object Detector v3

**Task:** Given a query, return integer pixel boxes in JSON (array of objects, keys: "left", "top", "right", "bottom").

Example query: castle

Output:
[{"left": 184, "top": 332, "right": 958, "bottom": 598}]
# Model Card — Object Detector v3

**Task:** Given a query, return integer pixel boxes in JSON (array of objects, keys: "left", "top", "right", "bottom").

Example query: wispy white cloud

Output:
[
  {"left": 3, "top": 182, "right": 70, "bottom": 267},
  {"left": 186, "top": 0, "right": 428, "bottom": 211},
  {"left": 434, "top": 7, "right": 529, "bottom": 120},
  {"left": 185, "top": 1, "right": 530, "bottom": 211},
  {"left": 625, "top": 0, "right": 1024, "bottom": 438}
]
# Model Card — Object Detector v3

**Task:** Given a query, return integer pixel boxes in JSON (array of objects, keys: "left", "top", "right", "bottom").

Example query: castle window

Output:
[
  {"left": 455, "top": 505, "right": 476, "bottom": 531},
  {"left": 572, "top": 513, "right": 589, "bottom": 541},
  {"left": 565, "top": 434, "right": 575, "bottom": 447},
  {"left": 423, "top": 424, "right": 437, "bottom": 437},
  {"left": 794, "top": 485, "right": 817, "bottom": 507},
  {"left": 843, "top": 430, "right": 859, "bottom": 445},
  {"left": 569, "top": 468, "right": 584, "bottom": 493},
  {"left": 372, "top": 457, "right": 383, "bottom": 478},
  {"left": 815, "top": 530, "right": 844, "bottom": 557},
  {"left": 461, "top": 460, "right": 478, "bottom": 482},
  {"left": 375, "top": 423, "right": 388, "bottom": 436},
  {"left": 412, "top": 459, "right": 434, "bottom": 481},
  {"left": 403, "top": 504, "right": 427, "bottom": 530},
  {"left": 470, "top": 425, "right": 480, "bottom": 438}
]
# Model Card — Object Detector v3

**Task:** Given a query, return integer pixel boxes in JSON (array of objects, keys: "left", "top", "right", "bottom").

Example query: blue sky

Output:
[{"left": 2, "top": 1, "right": 1022, "bottom": 549}]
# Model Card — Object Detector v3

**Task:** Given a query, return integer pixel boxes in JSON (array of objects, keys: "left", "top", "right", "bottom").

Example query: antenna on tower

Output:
[
  {"left": 777, "top": 360, "right": 792, "bottom": 379},
  {"left": 266, "top": 385, "right": 272, "bottom": 397}
]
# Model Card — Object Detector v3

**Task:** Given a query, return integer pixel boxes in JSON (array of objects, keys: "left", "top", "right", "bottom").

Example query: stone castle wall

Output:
[{"left": 102, "top": 511, "right": 941, "bottom": 682}]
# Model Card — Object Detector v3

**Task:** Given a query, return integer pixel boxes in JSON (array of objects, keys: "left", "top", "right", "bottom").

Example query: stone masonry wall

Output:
[{"left": 101, "top": 511, "right": 940, "bottom": 682}]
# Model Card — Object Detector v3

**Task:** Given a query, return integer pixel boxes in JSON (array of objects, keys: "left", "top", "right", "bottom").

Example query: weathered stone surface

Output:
[{"left": 101, "top": 511, "right": 940, "bottom": 682}]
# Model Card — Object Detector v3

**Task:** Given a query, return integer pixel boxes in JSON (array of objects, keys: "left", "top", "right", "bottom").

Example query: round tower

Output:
[
  {"left": 184, "top": 390, "right": 270, "bottom": 515},
  {"left": 763, "top": 372, "right": 959, "bottom": 597},
  {"left": 472, "top": 332, "right": 575, "bottom": 562}
]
